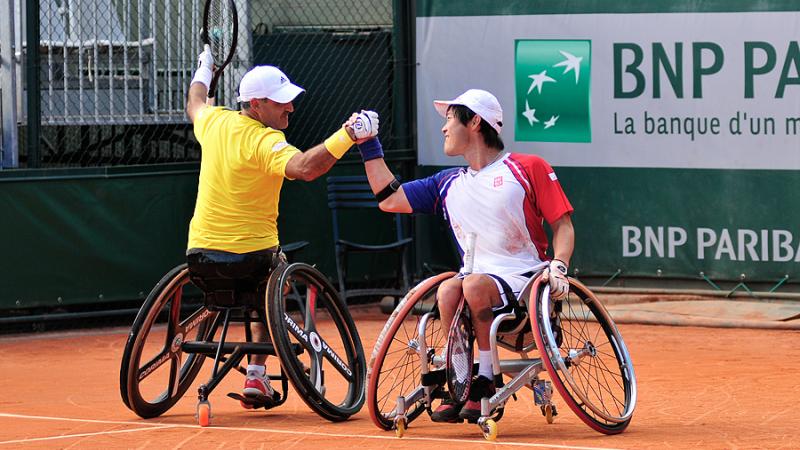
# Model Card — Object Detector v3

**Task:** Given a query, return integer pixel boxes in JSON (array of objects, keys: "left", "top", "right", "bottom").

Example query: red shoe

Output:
[
  {"left": 458, "top": 376, "right": 495, "bottom": 422},
  {"left": 240, "top": 374, "right": 277, "bottom": 409},
  {"left": 430, "top": 398, "right": 463, "bottom": 423}
]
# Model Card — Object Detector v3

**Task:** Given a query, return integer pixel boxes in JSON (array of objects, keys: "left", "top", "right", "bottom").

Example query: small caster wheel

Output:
[
  {"left": 542, "top": 404, "right": 556, "bottom": 424},
  {"left": 481, "top": 418, "right": 498, "bottom": 441},
  {"left": 394, "top": 417, "right": 407, "bottom": 438},
  {"left": 197, "top": 402, "right": 211, "bottom": 427}
]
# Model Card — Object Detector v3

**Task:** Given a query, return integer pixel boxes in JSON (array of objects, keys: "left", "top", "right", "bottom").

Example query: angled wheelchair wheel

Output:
[
  {"left": 367, "top": 272, "right": 455, "bottom": 430},
  {"left": 530, "top": 276, "right": 637, "bottom": 434},
  {"left": 120, "top": 264, "right": 218, "bottom": 418},
  {"left": 265, "top": 262, "right": 366, "bottom": 422}
]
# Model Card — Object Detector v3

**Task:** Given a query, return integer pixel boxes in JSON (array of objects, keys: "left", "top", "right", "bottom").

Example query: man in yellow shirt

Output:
[{"left": 185, "top": 46, "right": 378, "bottom": 407}]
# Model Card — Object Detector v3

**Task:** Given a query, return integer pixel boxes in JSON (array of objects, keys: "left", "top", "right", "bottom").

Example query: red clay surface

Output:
[{"left": 1, "top": 308, "right": 799, "bottom": 449}]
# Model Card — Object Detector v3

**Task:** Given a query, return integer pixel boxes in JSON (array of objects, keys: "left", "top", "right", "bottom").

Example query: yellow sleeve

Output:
[
  {"left": 255, "top": 130, "right": 302, "bottom": 179},
  {"left": 192, "top": 106, "right": 224, "bottom": 145}
]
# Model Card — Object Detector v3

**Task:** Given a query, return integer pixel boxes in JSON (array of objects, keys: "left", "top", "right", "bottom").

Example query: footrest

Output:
[{"left": 227, "top": 392, "right": 281, "bottom": 410}]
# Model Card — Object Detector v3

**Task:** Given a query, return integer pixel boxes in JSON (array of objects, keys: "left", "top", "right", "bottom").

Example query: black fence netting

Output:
[{"left": 13, "top": 0, "right": 403, "bottom": 168}]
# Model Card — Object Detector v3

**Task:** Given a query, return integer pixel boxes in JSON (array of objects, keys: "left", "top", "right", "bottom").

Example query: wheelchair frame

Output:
[
  {"left": 120, "top": 261, "right": 366, "bottom": 426},
  {"left": 367, "top": 270, "right": 637, "bottom": 440}
]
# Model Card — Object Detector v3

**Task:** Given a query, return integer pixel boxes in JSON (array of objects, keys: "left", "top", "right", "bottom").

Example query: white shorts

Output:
[{"left": 458, "top": 271, "right": 536, "bottom": 311}]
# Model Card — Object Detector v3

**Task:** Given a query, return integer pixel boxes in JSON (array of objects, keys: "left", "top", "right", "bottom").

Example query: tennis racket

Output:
[
  {"left": 446, "top": 296, "right": 474, "bottom": 403},
  {"left": 201, "top": 0, "right": 238, "bottom": 98}
]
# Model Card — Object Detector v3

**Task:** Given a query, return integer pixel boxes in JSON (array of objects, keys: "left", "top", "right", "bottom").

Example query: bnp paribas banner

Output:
[{"left": 416, "top": 1, "right": 800, "bottom": 285}]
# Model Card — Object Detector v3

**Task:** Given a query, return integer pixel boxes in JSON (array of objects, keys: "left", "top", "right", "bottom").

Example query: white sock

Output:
[
  {"left": 247, "top": 364, "right": 265, "bottom": 378},
  {"left": 478, "top": 350, "right": 493, "bottom": 379}
]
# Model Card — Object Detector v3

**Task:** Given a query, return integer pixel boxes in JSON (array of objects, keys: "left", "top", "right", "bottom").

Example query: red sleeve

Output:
[{"left": 516, "top": 154, "right": 574, "bottom": 224}]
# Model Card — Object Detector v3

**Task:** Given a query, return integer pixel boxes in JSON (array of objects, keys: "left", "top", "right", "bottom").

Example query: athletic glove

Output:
[
  {"left": 544, "top": 259, "right": 569, "bottom": 300},
  {"left": 191, "top": 44, "right": 214, "bottom": 89},
  {"left": 352, "top": 110, "right": 379, "bottom": 141}
]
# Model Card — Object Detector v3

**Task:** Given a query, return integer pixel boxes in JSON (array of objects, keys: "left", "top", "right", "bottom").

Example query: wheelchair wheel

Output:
[
  {"left": 530, "top": 276, "right": 637, "bottom": 434},
  {"left": 120, "top": 264, "right": 217, "bottom": 418},
  {"left": 265, "top": 262, "right": 366, "bottom": 422},
  {"left": 367, "top": 272, "right": 455, "bottom": 430}
]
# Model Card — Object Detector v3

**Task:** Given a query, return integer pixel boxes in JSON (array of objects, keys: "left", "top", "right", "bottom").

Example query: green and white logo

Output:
[{"left": 515, "top": 40, "right": 592, "bottom": 143}]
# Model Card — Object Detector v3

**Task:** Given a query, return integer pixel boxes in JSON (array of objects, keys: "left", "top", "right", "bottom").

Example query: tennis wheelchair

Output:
[
  {"left": 366, "top": 266, "right": 637, "bottom": 440},
  {"left": 120, "top": 249, "right": 366, "bottom": 426}
]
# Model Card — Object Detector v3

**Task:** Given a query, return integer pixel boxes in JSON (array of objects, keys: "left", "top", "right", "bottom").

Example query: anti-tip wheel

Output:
[
  {"left": 197, "top": 402, "right": 211, "bottom": 427},
  {"left": 394, "top": 418, "right": 407, "bottom": 438},
  {"left": 543, "top": 404, "right": 555, "bottom": 424},
  {"left": 481, "top": 418, "right": 498, "bottom": 441}
]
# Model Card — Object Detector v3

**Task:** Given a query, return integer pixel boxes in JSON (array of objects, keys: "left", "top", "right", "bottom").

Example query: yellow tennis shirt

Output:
[{"left": 188, "top": 106, "right": 301, "bottom": 253}]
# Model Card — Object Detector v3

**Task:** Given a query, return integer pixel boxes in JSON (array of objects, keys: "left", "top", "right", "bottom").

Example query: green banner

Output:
[
  {"left": 416, "top": 0, "right": 800, "bottom": 17},
  {"left": 558, "top": 167, "right": 800, "bottom": 283}
]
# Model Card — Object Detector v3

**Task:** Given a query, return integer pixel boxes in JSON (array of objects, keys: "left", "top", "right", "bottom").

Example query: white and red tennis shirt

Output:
[{"left": 402, "top": 153, "right": 573, "bottom": 276}]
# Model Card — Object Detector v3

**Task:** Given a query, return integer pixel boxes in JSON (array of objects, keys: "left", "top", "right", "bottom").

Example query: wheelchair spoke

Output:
[
  {"left": 532, "top": 278, "right": 637, "bottom": 433},
  {"left": 267, "top": 263, "right": 366, "bottom": 420},
  {"left": 179, "top": 306, "right": 213, "bottom": 335},
  {"left": 137, "top": 348, "right": 170, "bottom": 382},
  {"left": 168, "top": 354, "right": 181, "bottom": 397},
  {"left": 283, "top": 310, "right": 355, "bottom": 381}
]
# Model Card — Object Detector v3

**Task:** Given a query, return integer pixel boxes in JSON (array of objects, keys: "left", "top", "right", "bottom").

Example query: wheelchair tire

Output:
[
  {"left": 367, "top": 272, "right": 455, "bottom": 430},
  {"left": 530, "top": 276, "right": 637, "bottom": 434},
  {"left": 120, "top": 264, "right": 217, "bottom": 418},
  {"left": 265, "top": 262, "right": 366, "bottom": 422}
]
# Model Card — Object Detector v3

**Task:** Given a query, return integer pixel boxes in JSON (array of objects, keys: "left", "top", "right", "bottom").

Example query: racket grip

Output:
[{"left": 462, "top": 232, "right": 477, "bottom": 274}]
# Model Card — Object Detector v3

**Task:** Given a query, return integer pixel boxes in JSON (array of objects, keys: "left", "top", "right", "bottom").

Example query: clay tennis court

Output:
[{"left": 1, "top": 304, "right": 799, "bottom": 449}]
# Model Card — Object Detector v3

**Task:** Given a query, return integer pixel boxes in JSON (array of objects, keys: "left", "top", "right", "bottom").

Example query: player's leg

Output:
[
  {"left": 237, "top": 253, "right": 280, "bottom": 407},
  {"left": 241, "top": 313, "right": 279, "bottom": 407},
  {"left": 458, "top": 274, "right": 503, "bottom": 421},
  {"left": 435, "top": 276, "right": 462, "bottom": 335}
]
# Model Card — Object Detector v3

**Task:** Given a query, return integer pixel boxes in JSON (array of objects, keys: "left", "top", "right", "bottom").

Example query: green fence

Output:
[{"left": 1, "top": 0, "right": 423, "bottom": 313}]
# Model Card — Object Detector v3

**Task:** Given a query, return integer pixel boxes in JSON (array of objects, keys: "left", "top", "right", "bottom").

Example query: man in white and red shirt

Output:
[{"left": 352, "top": 89, "right": 574, "bottom": 422}]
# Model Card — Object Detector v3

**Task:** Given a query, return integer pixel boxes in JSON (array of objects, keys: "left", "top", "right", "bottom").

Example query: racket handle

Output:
[{"left": 463, "top": 232, "right": 477, "bottom": 274}]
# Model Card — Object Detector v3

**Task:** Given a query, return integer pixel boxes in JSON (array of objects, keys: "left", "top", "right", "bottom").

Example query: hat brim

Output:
[
  {"left": 268, "top": 83, "right": 305, "bottom": 103},
  {"left": 433, "top": 100, "right": 458, "bottom": 118}
]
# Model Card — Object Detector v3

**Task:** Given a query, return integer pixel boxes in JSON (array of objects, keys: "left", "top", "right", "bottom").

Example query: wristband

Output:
[
  {"left": 375, "top": 178, "right": 401, "bottom": 202},
  {"left": 358, "top": 138, "right": 384, "bottom": 162},
  {"left": 191, "top": 66, "right": 213, "bottom": 89},
  {"left": 324, "top": 127, "right": 355, "bottom": 159}
]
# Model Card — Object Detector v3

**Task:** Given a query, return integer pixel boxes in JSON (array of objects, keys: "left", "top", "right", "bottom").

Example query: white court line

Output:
[
  {"left": 0, "top": 412, "right": 623, "bottom": 450},
  {"left": 0, "top": 426, "right": 178, "bottom": 445}
]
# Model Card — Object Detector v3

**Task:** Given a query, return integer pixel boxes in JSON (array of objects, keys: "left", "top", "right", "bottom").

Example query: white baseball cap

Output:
[
  {"left": 433, "top": 89, "right": 503, "bottom": 133},
  {"left": 237, "top": 65, "right": 305, "bottom": 103}
]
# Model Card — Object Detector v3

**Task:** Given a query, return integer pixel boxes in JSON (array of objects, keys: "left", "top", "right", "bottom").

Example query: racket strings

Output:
[
  {"left": 207, "top": 1, "right": 235, "bottom": 64},
  {"left": 449, "top": 318, "right": 473, "bottom": 400}
]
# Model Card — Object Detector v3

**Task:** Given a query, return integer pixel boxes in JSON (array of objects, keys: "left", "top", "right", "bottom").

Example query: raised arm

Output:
[
  {"left": 357, "top": 138, "right": 413, "bottom": 213},
  {"left": 186, "top": 45, "right": 214, "bottom": 123},
  {"left": 283, "top": 110, "right": 381, "bottom": 181}
]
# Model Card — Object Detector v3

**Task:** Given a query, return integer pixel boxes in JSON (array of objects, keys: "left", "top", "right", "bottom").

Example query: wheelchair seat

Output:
[{"left": 186, "top": 248, "right": 279, "bottom": 309}]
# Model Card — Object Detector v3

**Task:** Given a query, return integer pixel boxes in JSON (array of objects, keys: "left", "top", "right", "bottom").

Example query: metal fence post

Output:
[
  {"left": 25, "top": 0, "right": 41, "bottom": 168},
  {"left": 0, "top": 0, "right": 20, "bottom": 168}
]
